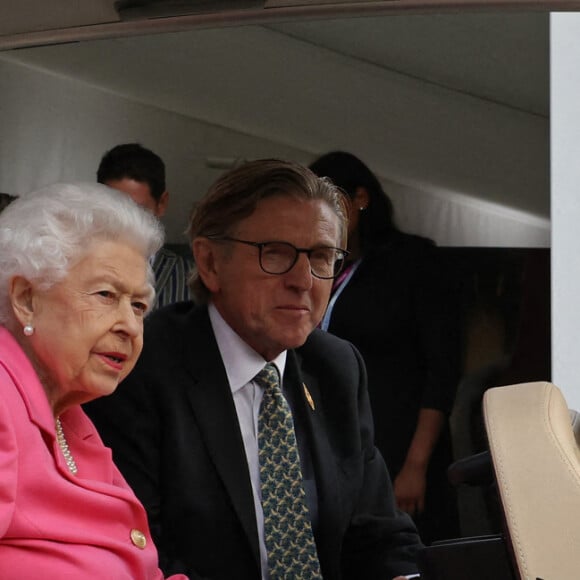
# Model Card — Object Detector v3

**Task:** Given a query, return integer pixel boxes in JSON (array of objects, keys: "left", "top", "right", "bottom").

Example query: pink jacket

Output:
[{"left": 0, "top": 327, "right": 187, "bottom": 580}]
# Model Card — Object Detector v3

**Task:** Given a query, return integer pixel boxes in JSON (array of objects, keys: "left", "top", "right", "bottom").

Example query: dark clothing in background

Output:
[{"left": 325, "top": 231, "right": 461, "bottom": 544}]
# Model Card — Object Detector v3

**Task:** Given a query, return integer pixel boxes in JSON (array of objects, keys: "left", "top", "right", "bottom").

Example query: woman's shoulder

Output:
[
  {"left": 366, "top": 231, "right": 435, "bottom": 267},
  {"left": 386, "top": 230, "right": 435, "bottom": 251},
  {"left": 403, "top": 230, "right": 435, "bottom": 246}
]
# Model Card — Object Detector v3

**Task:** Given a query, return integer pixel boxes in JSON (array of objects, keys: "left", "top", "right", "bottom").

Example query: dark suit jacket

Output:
[{"left": 85, "top": 303, "right": 422, "bottom": 579}]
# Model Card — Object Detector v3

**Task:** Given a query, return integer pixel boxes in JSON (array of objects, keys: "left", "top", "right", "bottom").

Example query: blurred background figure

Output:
[
  {"left": 0, "top": 193, "right": 17, "bottom": 213},
  {"left": 0, "top": 183, "right": 187, "bottom": 580},
  {"left": 98, "top": 143, "right": 193, "bottom": 309},
  {"left": 310, "top": 151, "right": 462, "bottom": 544}
]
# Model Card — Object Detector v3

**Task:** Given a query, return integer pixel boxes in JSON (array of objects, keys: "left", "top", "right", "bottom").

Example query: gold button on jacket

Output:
[{"left": 130, "top": 528, "right": 147, "bottom": 549}]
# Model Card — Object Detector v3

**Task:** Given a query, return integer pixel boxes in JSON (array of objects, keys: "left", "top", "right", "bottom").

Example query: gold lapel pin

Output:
[{"left": 303, "top": 383, "right": 315, "bottom": 411}]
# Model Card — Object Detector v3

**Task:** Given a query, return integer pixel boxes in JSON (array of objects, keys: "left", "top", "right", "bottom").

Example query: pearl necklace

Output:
[{"left": 55, "top": 418, "right": 78, "bottom": 475}]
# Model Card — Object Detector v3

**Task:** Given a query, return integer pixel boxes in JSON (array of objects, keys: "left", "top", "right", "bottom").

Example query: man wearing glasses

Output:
[{"left": 86, "top": 159, "right": 423, "bottom": 580}]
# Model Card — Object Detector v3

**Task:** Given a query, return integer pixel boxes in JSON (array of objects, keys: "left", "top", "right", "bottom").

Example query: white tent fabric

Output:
[
  {"left": 0, "top": 56, "right": 550, "bottom": 248},
  {"left": 388, "top": 179, "right": 550, "bottom": 247}
]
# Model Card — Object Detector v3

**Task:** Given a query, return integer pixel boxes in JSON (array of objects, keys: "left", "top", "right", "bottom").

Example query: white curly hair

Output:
[{"left": 0, "top": 182, "right": 164, "bottom": 326}]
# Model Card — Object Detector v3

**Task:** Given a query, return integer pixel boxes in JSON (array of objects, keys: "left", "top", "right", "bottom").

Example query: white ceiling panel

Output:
[{"left": 0, "top": 6, "right": 551, "bottom": 218}]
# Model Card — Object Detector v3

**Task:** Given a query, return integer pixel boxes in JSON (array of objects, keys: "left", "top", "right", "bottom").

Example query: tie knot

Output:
[{"left": 254, "top": 363, "right": 280, "bottom": 391}]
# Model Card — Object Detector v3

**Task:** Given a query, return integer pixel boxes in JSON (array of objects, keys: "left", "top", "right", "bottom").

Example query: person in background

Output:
[
  {"left": 310, "top": 151, "right": 461, "bottom": 545},
  {"left": 0, "top": 183, "right": 188, "bottom": 580},
  {"left": 0, "top": 193, "right": 17, "bottom": 213},
  {"left": 86, "top": 159, "right": 423, "bottom": 579},
  {"left": 97, "top": 143, "right": 193, "bottom": 309}
]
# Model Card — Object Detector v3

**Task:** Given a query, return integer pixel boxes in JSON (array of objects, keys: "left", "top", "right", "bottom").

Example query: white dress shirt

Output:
[{"left": 208, "top": 303, "right": 286, "bottom": 579}]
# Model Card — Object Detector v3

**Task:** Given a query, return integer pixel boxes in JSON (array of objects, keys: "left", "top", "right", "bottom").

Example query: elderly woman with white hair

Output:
[{"left": 0, "top": 183, "right": 188, "bottom": 580}]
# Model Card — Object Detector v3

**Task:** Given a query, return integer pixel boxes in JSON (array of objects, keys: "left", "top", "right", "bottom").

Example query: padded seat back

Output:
[{"left": 483, "top": 381, "right": 580, "bottom": 580}]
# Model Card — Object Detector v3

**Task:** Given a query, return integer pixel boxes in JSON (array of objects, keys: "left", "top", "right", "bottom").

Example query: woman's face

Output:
[{"left": 21, "top": 239, "right": 152, "bottom": 413}]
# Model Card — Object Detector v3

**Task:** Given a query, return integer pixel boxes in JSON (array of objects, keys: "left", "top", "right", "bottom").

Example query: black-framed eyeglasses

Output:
[{"left": 207, "top": 236, "right": 349, "bottom": 280}]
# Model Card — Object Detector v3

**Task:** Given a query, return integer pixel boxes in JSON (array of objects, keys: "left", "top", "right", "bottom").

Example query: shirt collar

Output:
[{"left": 208, "top": 303, "right": 287, "bottom": 395}]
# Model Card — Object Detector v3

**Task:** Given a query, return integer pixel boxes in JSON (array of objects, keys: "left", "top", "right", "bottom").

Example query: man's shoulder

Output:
[
  {"left": 303, "top": 327, "right": 350, "bottom": 348},
  {"left": 144, "top": 302, "right": 205, "bottom": 340},
  {"left": 294, "top": 331, "right": 365, "bottom": 407},
  {"left": 299, "top": 329, "right": 359, "bottom": 367}
]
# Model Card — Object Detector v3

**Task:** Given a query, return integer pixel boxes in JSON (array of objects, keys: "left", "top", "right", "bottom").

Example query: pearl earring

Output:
[{"left": 23, "top": 324, "right": 34, "bottom": 336}]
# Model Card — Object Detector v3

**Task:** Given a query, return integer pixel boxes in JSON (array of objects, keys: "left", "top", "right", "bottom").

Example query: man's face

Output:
[
  {"left": 199, "top": 195, "right": 340, "bottom": 361},
  {"left": 105, "top": 177, "right": 168, "bottom": 218}
]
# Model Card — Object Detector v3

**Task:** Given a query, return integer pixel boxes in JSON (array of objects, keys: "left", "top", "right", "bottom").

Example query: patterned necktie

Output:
[{"left": 255, "top": 363, "right": 322, "bottom": 579}]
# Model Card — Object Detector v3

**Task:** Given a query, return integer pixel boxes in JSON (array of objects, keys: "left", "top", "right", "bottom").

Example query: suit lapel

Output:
[
  {"left": 284, "top": 349, "right": 343, "bottom": 570},
  {"left": 181, "top": 309, "right": 261, "bottom": 567}
]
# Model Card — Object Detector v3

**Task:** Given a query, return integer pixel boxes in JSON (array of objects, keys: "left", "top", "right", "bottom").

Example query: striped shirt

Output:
[{"left": 152, "top": 246, "right": 194, "bottom": 309}]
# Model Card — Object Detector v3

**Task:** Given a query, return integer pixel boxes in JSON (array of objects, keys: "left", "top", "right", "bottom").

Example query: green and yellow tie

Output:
[{"left": 256, "top": 363, "right": 322, "bottom": 579}]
